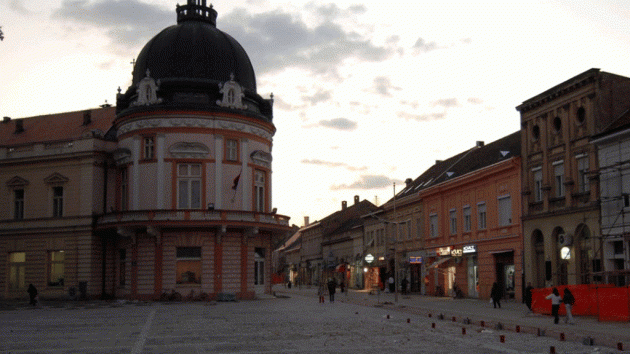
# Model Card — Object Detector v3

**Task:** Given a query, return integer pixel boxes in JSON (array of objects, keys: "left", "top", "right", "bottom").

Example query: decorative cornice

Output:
[{"left": 168, "top": 142, "right": 210, "bottom": 159}]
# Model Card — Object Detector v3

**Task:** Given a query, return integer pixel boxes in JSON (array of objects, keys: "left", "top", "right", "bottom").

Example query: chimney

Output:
[
  {"left": 304, "top": 216, "right": 310, "bottom": 227},
  {"left": 342, "top": 201, "right": 347, "bottom": 210},
  {"left": 405, "top": 178, "right": 413, "bottom": 187},
  {"left": 83, "top": 110, "right": 92, "bottom": 125},
  {"left": 15, "top": 119, "right": 24, "bottom": 133},
  {"left": 476, "top": 141, "right": 484, "bottom": 147},
  {"left": 354, "top": 195, "right": 360, "bottom": 205},
  {"left": 2, "top": 116, "right": 10, "bottom": 123}
]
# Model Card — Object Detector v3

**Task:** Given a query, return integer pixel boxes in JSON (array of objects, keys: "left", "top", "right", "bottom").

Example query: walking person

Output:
[
  {"left": 317, "top": 282, "right": 326, "bottom": 303},
  {"left": 327, "top": 277, "right": 337, "bottom": 303},
  {"left": 388, "top": 275, "right": 395, "bottom": 293},
  {"left": 524, "top": 282, "right": 534, "bottom": 314},
  {"left": 546, "top": 287, "right": 562, "bottom": 324},
  {"left": 563, "top": 288, "right": 575, "bottom": 324},
  {"left": 27, "top": 284, "right": 38, "bottom": 306},
  {"left": 490, "top": 282, "right": 502, "bottom": 308}
]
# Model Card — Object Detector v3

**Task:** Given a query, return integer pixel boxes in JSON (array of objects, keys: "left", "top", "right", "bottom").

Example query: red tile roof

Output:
[{"left": 0, "top": 107, "right": 116, "bottom": 147}]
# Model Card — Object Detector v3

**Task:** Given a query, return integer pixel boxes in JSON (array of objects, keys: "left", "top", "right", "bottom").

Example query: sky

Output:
[{"left": 2, "top": 0, "right": 630, "bottom": 226}]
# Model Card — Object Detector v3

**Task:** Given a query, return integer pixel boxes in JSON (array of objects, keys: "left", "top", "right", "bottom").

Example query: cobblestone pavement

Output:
[{"left": 0, "top": 290, "right": 629, "bottom": 354}]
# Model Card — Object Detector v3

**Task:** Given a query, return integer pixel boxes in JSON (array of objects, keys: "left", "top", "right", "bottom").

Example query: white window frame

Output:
[
  {"left": 449, "top": 209, "right": 457, "bottom": 235},
  {"left": 255, "top": 170, "right": 266, "bottom": 212},
  {"left": 532, "top": 166, "right": 543, "bottom": 202},
  {"left": 463, "top": 206, "right": 471, "bottom": 232},
  {"left": 143, "top": 136, "right": 155, "bottom": 160},
  {"left": 14, "top": 189, "right": 24, "bottom": 220},
  {"left": 429, "top": 214, "right": 438, "bottom": 238},
  {"left": 52, "top": 186, "right": 63, "bottom": 217},
  {"left": 477, "top": 202, "right": 487, "bottom": 230},
  {"left": 553, "top": 160, "right": 565, "bottom": 197},
  {"left": 9, "top": 252, "right": 26, "bottom": 289},
  {"left": 226, "top": 139, "right": 239, "bottom": 161},
  {"left": 497, "top": 195, "right": 512, "bottom": 226},
  {"left": 177, "top": 164, "right": 202, "bottom": 209},
  {"left": 576, "top": 155, "right": 590, "bottom": 193}
]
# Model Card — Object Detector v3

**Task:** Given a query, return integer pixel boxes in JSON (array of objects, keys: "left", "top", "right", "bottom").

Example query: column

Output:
[
  {"left": 214, "top": 136, "right": 223, "bottom": 209},
  {"left": 132, "top": 136, "right": 141, "bottom": 210},
  {"left": 156, "top": 134, "right": 165, "bottom": 209}
]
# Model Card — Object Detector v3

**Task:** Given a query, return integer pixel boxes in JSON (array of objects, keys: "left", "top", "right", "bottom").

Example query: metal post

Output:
[{"left": 394, "top": 182, "right": 398, "bottom": 303}]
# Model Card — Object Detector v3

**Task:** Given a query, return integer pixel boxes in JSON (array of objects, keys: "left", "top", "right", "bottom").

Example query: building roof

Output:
[
  {"left": 276, "top": 229, "right": 303, "bottom": 252},
  {"left": 593, "top": 108, "right": 630, "bottom": 140},
  {"left": 320, "top": 199, "right": 379, "bottom": 237},
  {"left": 0, "top": 107, "right": 116, "bottom": 147},
  {"left": 393, "top": 131, "right": 521, "bottom": 201}
]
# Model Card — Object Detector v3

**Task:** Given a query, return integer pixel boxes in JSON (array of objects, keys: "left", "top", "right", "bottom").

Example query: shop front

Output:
[
  {"left": 407, "top": 251, "right": 425, "bottom": 293},
  {"left": 463, "top": 244, "right": 479, "bottom": 298}
]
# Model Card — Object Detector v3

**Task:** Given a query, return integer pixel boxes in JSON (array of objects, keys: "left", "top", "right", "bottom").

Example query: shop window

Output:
[
  {"left": 463, "top": 206, "right": 471, "bottom": 232},
  {"left": 497, "top": 195, "right": 512, "bottom": 226},
  {"left": 477, "top": 202, "right": 487, "bottom": 229},
  {"left": 9, "top": 252, "right": 26, "bottom": 289},
  {"left": 177, "top": 164, "right": 201, "bottom": 209},
  {"left": 52, "top": 186, "right": 63, "bottom": 217},
  {"left": 14, "top": 189, "right": 24, "bottom": 220},
  {"left": 176, "top": 247, "right": 201, "bottom": 284},
  {"left": 449, "top": 209, "right": 457, "bottom": 235},
  {"left": 48, "top": 251, "right": 65, "bottom": 287}
]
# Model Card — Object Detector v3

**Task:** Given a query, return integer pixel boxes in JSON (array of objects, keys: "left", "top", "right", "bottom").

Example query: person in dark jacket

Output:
[
  {"left": 524, "top": 282, "right": 534, "bottom": 313},
  {"left": 490, "top": 282, "right": 502, "bottom": 308},
  {"left": 27, "top": 284, "right": 38, "bottom": 306},
  {"left": 327, "top": 278, "right": 337, "bottom": 303},
  {"left": 563, "top": 288, "right": 575, "bottom": 324}
]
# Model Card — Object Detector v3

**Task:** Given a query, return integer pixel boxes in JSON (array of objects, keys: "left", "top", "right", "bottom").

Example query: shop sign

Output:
[
  {"left": 450, "top": 248, "right": 463, "bottom": 257},
  {"left": 364, "top": 254, "right": 375, "bottom": 263},
  {"left": 436, "top": 247, "right": 451, "bottom": 256},
  {"left": 408, "top": 256, "right": 423, "bottom": 264},
  {"left": 463, "top": 245, "right": 477, "bottom": 254},
  {"left": 424, "top": 249, "right": 437, "bottom": 257}
]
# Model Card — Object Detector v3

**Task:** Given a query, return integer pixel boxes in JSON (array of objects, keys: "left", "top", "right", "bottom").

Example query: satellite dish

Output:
[{"left": 558, "top": 233, "right": 573, "bottom": 247}]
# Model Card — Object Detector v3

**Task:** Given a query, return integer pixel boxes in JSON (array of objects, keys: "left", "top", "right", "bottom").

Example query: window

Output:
[
  {"left": 463, "top": 206, "right": 471, "bottom": 232},
  {"left": 14, "top": 189, "right": 24, "bottom": 220},
  {"left": 255, "top": 170, "right": 266, "bottom": 212},
  {"left": 416, "top": 218, "right": 422, "bottom": 239},
  {"left": 48, "top": 251, "right": 65, "bottom": 287},
  {"left": 120, "top": 168, "right": 129, "bottom": 211},
  {"left": 498, "top": 195, "right": 512, "bottom": 226},
  {"left": 176, "top": 247, "right": 201, "bottom": 284},
  {"left": 624, "top": 194, "right": 630, "bottom": 208},
  {"left": 533, "top": 167, "right": 543, "bottom": 202},
  {"left": 532, "top": 124, "right": 540, "bottom": 141},
  {"left": 429, "top": 214, "right": 438, "bottom": 238},
  {"left": 52, "top": 186, "right": 63, "bottom": 217},
  {"left": 477, "top": 203, "right": 487, "bottom": 230},
  {"left": 554, "top": 161, "right": 565, "bottom": 197},
  {"left": 449, "top": 209, "right": 457, "bottom": 235},
  {"left": 143, "top": 137, "right": 155, "bottom": 160},
  {"left": 177, "top": 164, "right": 202, "bottom": 209},
  {"left": 9, "top": 252, "right": 26, "bottom": 289},
  {"left": 226, "top": 139, "right": 238, "bottom": 161},
  {"left": 577, "top": 156, "right": 590, "bottom": 193},
  {"left": 553, "top": 116, "right": 562, "bottom": 133},
  {"left": 118, "top": 249, "right": 126, "bottom": 287},
  {"left": 576, "top": 107, "right": 586, "bottom": 125}
]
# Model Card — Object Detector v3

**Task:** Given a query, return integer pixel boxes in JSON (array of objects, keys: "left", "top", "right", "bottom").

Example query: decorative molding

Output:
[
  {"left": 216, "top": 73, "right": 248, "bottom": 110},
  {"left": 112, "top": 148, "right": 132, "bottom": 166},
  {"left": 44, "top": 172, "right": 69, "bottom": 185},
  {"left": 117, "top": 117, "right": 273, "bottom": 140},
  {"left": 6, "top": 176, "right": 29, "bottom": 188},
  {"left": 250, "top": 150, "right": 272, "bottom": 168},
  {"left": 132, "top": 69, "right": 163, "bottom": 106},
  {"left": 168, "top": 142, "right": 210, "bottom": 159}
]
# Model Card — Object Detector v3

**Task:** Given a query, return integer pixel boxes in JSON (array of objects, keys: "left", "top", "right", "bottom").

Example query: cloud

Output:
[
  {"left": 318, "top": 118, "right": 357, "bottom": 130},
  {"left": 330, "top": 175, "right": 399, "bottom": 190},
  {"left": 397, "top": 111, "right": 446, "bottom": 121},
  {"left": 412, "top": 37, "right": 439, "bottom": 53},
  {"left": 301, "top": 159, "right": 367, "bottom": 171},
  {"left": 467, "top": 97, "right": 483, "bottom": 104},
  {"left": 221, "top": 6, "right": 393, "bottom": 77},
  {"left": 10, "top": 0, "right": 34, "bottom": 15},
  {"left": 373, "top": 76, "right": 401, "bottom": 96},
  {"left": 301, "top": 90, "right": 332, "bottom": 106},
  {"left": 432, "top": 98, "right": 459, "bottom": 108},
  {"left": 52, "top": 0, "right": 172, "bottom": 48}
]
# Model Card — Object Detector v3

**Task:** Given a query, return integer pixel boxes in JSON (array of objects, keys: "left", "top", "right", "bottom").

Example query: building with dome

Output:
[{"left": 0, "top": 0, "right": 290, "bottom": 300}]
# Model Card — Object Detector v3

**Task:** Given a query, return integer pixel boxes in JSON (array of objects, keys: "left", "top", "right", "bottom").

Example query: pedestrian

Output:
[
  {"left": 524, "top": 282, "right": 534, "bottom": 313},
  {"left": 401, "top": 278, "right": 408, "bottom": 295},
  {"left": 27, "top": 284, "right": 38, "bottom": 306},
  {"left": 490, "top": 282, "right": 502, "bottom": 308},
  {"left": 340, "top": 279, "right": 345, "bottom": 293},
  {"left": 563, "top": 288, "right": 575, "bottom": 324},
  {"left": 327, "top": 277, "right": 337, "bottom": 303},
  {"left": 388, "top": 275, "right": 395, "bottom": 293},
  {"left": 317, "top": 282, "right": 326, "bottom": 303},
  {"left": 546, "top": 287, "right": 562, "bottom": 324}
]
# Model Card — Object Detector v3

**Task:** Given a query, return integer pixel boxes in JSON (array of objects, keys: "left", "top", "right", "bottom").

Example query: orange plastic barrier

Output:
[
  {"left": 531, "top": 284, "right": 619, "bottom": 318},
  {"left": 598, "top": 286, "right": 630, "bottom": 322}
]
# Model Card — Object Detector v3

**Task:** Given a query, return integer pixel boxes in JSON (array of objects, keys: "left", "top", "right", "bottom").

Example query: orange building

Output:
[{"left": 389, "top": 132, "right": 523, "bottom": 301}]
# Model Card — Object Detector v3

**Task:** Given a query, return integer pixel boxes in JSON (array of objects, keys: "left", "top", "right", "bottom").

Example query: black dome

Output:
[{"left": 132, "top": 2, "right": 256, "bottom": 92}]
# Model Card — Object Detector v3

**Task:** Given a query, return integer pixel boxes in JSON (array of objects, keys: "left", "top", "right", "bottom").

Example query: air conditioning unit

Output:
[{"left": 558, "top": 233, "right": 573, "bottom": 247}]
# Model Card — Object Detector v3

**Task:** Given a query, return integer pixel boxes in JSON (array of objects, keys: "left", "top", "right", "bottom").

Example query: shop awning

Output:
[
  {"left": 488, "top": 249, "right": 514, "bottom": 254},
  {"left": 428, "top": 257, "right": 452, "bottom": 268}
]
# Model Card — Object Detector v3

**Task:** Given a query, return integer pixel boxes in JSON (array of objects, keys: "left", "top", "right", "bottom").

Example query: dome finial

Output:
[{"left": 176, "top": 0, "right": 217, "bottom": 26}]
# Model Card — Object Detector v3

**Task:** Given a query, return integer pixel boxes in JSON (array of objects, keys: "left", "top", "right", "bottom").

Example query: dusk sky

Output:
[{"left": 2, "top": 0, "right": 630, "bottom": 226}]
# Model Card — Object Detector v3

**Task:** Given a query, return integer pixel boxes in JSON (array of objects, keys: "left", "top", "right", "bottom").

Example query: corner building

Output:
[{"left": 1, "top": 1, "right": 290, "bottom": 300}]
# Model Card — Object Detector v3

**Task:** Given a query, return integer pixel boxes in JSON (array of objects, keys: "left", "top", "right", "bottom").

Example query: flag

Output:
[{"left": 231, "top": 171, "right": 241, "bottom": 190}]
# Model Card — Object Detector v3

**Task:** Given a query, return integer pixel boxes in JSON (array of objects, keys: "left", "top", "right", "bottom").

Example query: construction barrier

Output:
[
  {"left": 597, "top": 286, "right": 630, "bottom": 322},
  {"left": 531, "top": 284, "right": 629, "bottom": 321}
]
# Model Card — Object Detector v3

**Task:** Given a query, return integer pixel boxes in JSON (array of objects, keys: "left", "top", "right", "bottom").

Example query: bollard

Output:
[
  {"left": 559, "top": 333, "right": 565, "bottom": 341},
  {"left": 515, "top": 325, "right": 520, "bottom": 333},
  {"left": 386, "top": 314, "right": 390, "bottom": 319},
  {"left": 432, "top": 323, "right": 436, "bottom": 328},
  {"left": 481, "top": 321, "right": 485, "bottom": 327},
  {"left": 452, "top": 316, "right": 457, "bottom": 322},
  {"left": 428, "top": 313, "right": 432, "bottom": 318},
  {"left": 618, "top": 342, "right": 623, "bottom": 351},
  {"left": 407, "top": 318, "right": 410, "bottom": 323},
  {"left": 500, "top": 335, "right": 505, "bottom": 343},
  {"left": 550, "top": 346, "right": 555, "bottom": 354},
  {"left": 462, "top": 327, "right": 466, "bottom": 335}
]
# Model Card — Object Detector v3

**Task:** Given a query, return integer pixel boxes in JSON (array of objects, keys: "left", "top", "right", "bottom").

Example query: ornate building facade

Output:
[{"left": 1, "top": 1, "right": 290, "bottom": 300}]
